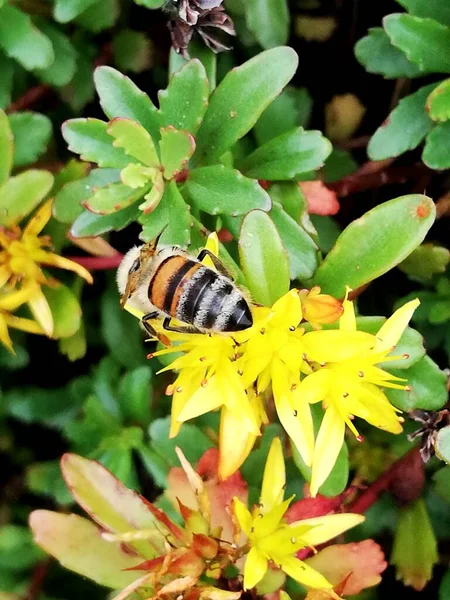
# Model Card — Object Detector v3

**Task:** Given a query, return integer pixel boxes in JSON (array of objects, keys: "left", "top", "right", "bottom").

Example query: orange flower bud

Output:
[{"left": 298, "top": 287, "right": 343, "bottom": 328}]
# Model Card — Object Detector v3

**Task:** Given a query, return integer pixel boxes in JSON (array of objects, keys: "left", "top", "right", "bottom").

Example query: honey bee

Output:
[{"left": 117, "top": 232, "right": 253, "bottom": 339}]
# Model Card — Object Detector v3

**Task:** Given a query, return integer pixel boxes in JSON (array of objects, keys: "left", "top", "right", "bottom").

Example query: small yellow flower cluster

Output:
[
  {"left": 0, "top": 200, "right": 92, "bottom": 351},
  {"left": 126, "top": 234, "right": 418, "bottom": 496}
]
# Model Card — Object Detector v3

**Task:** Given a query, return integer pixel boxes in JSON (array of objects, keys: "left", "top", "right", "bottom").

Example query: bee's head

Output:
[{"left": 117, "top": 228, "right": 167, "bottom": 309}]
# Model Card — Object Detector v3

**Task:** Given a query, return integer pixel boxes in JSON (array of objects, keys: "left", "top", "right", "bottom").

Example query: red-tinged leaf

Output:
[
  {"left": 166, "top": 548, "right": 205, "bottom": 578},
  {"left": 285, "top": 494, "right": 345, "bottom": 522},
  {"left": 192, "top": 534, "right": 219, "bottom": 560},
  {"left": 298, "top": 181, "right": 340, "bottom": 216},
  {"left": 61, "top": 453, "right": 184, "bottom": 559},
  {"left": 306, "top": 540, "right": 388, "bottom": 595},
  {"left": 126, "top": 556, "right": 165, "bottom": 572},
  {"left": 154, "top": 575, "right": 198, "bottom": 599},
  {"left": 29, "top": 510, "right": 142, "bottom": 589}
]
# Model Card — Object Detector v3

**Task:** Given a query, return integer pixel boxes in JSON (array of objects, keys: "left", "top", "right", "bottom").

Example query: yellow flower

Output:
[
  {"left": 298, "top": 286, "right": 343, "bottom": 329},
  {"left": 0, "top": 200, "right": 92, "bottom": 335},
  {"left": 299, "top": 291, "right": 420, "bottom": 496},
  {"left": 233, "top": 438, "right": 364, "bottom": 593},
  {"left": 0, "top": 284, "right": 44, "bottom": 352}
]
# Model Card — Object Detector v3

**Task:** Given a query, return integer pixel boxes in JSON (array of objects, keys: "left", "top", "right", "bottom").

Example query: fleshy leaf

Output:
[
  {"left": 62, "top": 118, "right": 134, "bottom": 168},
  {"left": 397, "top": 0, "right": 450, "bottom": 26},
  {"left": 269, "top": 202, "right": 319, "bottom": 281},
  {"left": 384, "top": 13, "right": 450, "bottom": 74},
  {"left": 241, "top": 127, "right": 331, "bottom": 180},
  {"left": 195, "top": 47, "right": 298, "bottom": 163},
  {"left": 168, "top": 39, "right": 217, "bottom": 93},
  {"left": 34, "top": 20, "right": 77, "bottom": 87},
  {"left": 9, "top": 112, "right": 52, "bottom": 168},
  {"left": 160, "top": 127, "right": 195, "bottom": 179},
  {"left": 53, "top": 168, "right": 120, "bottom": 224},
  {"left": 0, "top": 4, "right": 54, "bottom": 70},
  {"left": 107, "top": 118, "right": 160, "bottom": 166},
  {"left": 43, "top": 285, "right": 82, "bottom": 339},
  {"left": 423, "top": 121, "right": 450, "bottom": 169},
  {"left": 386, "top": 356, "right": 448, "bottom": 411},
  {"left": 0, "top": 108, "right": 13, "bottom": 183},
  {"left": 426, "top": 78, "right": 450, "bottom": 121},
  {"left": 71, "top": 203, "right": 140, "bottom": 237},
  {"left": 54, "top": 0, "right": 99, "bottom": 23},
  {"left": 245, "top": 0, "right": 289, "bottom": 49},
  {"left": 312, "top": 194, "right": 436, "bottom": 298},
  {"left": 368, "top": 83, "right": 437, "bottom": 160},
  {"left": 61, "top": 453, "right": 176, "bottom": 558},
  {"left": 29, "top": 511, "right": 141, "bottom": 588},
  {"left": 112, "top": 29, "right": 152, "bottom": 74},
  {"left": 239, "top": 209, "right": 290, "bottom": 305},
  {"left": 186, "top": 165, "right": 271, "bottom": 216},
  {"left": 355, "top": 27, "right": 423, "bottom": 79},
  {"left": 0, "top": 170, "right": 54, "bottom": 225},
  {"left": 94, "top": 66, "right": 160, "bottom": 142},
  {"left": 158, "top": 59, "right": 209, "bottom": 134},
  {"left": 84, "top": 182, "right": 147, "bottom": 215}
]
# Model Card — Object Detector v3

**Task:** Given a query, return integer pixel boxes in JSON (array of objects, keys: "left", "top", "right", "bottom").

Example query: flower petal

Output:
[
  {"left": 202, "top": 232, "right": 220, "bottom": 269},
  {"left": 219, "top": 406, "right": 258, "bottom": 480},
  {"left": 244, "top": 547, "right": 268, "bottom": 590},
  {"left": 302, "top": 330, "right": 375, "bottom": 363},
  {"left": 4, "top": 314, "right": 44, "bottom": 335},
  {"left": 177, "top": 375, "right": 226, "bottom": 422},
  {"left": 0, "top": 285, "right": 34, "bottom": 311},
  {"left": 339, "top": 289, "right": 356, "bottom": 332},
  {"left": 233, "top": 498, "right": 253, "bottom": 537},
  {"left": 277, "top": 556, "right": 332, "bottom": 589},
  {"left": 260, "top": 437, "right": 285, "bottom": 514},
  {"left": 374, "top": 299, "right": 420, "bottom": 353},
  {"left": 310, "top": 405, "right": 345, "bottom": 497},
  {"left": 34, "top": 250, "right": 93, "bottom": 284},
  {"left": 23, "top": 199, "right": 52, "bottom": 236},
  {"left": 298, "top": 370, "right": 331, "bottom": 404},
  {"left": 28, "top": 288, "right": 53, "bottom": 336},
  {"left": 0, "top": 315, "right": 13, "bottom": 352},
  {"left": 270, "top": 290, "right": 303, "bottom": 329},
  {"left": 298, "top": 513, "right": 365, "bottom": 546},
  {"left": 344, "top": 382, "right": 403, "bottom": 434},
  {"left": 0, "top": 265, "right": 10, "bottom": 288}
]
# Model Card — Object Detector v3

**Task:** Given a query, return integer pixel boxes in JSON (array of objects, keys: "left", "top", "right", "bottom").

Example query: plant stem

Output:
[
  {"left": 64, "top": 254, "right": 124, "bottom": 271},
  {"left": 24, "top": 559, "right": 52, "bottom": 600}
]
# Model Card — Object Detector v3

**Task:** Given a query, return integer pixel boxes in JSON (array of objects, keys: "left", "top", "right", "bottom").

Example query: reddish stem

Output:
[
  {"left": 65, "top": 254, "right": 124, "bottom": 270},
  {"left": 347, "top": 446, "right": 421, "bottom": 514},
  {"left": 6, "top": 84, "right": 51, "bottom": 113},
  {"left": 25, "top": 559, "right": 52, "bottom": 600}
]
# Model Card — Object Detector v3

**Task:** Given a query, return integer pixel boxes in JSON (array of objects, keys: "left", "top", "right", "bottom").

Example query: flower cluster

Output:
[
  {"left": 0, "top": 199, "right": 92, "bottom": 351},
  {"left": 125, "top": 234, "right": 418, "bottom": 496}
]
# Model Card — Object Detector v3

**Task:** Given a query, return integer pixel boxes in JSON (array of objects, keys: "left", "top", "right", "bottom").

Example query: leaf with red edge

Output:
[
  {"left": 61, "top": 453, "right": 184, "bottom": 559},
  {"left": 305, "top": 540, "right": 387, "bottom": 595},
  {"left": 298, "top": 181, "right": 339, "bottom": 216},
  {"left": 285, "top": 494, "right": 345, "bottom": 522}
]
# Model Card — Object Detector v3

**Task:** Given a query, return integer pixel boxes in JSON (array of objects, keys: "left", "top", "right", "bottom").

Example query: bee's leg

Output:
[
  {"left": 196, "top": 249, "right": 234, "bottom": 280},
  {"left": 162, "top": 317, "right": 201, "bottom": 335},
  {"left": 141, "top": 311, "right": 161, "bottom": 340}
]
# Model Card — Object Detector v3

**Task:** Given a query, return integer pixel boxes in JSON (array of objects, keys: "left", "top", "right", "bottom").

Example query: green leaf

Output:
[
  {"left": 436, "top": 427, "right": 450, "bottom": 464},
  {"left": 26, "top": 461, "right": 73, "bottom": 505},
  {"left": 107, "top": 118, "right": 159, "bottom": 166},
  {"left": 9, "top": 112, "right": 52, "bottom": 168},
  {"left": 85, "top": 182, "right": 147, "bottom": 215},
  {"left": 254, "top": 86, "right": 313, "bottom": 145},
  {"left": 384, "top": 13, "right": 450, "bottom": 74},
  {"left": 135, "top": 0, "right": 165, "bottom": 6},
  {"left": 426, "top": 78, "right": 450, "bottom": 121},
  {"left": 0, "top": 54, "right": 14, "bottom": 109},
  {"left": 101, "top": 280, "right": 146, "bottom": 369},
  {"left": 0, "top": 5, "right": 54, "bottom": 70},
  {"left": 322, "top": 148, "right": 358, "bottom": 183},
  {"left": 62, "top": 118, "right": 133, "bottom": 168},
  {"left": 169, "top": 40, "right": 217, "bottom": 92},
  {"left": 0, "top": 108, "right": 13, "bottom": 184},
  {"left": 60, "top": 54, "right": 95, "bottom": 112},
  {"left": 0, "top": 526, "right": 44, "bottom": 571},
  {"left": 399, "top": 244, "right": 450, "bottom": 281},
  {"left": 269, "top": 202, "right": 319, "bottom": 281},
  {"left": 76, "top": 0, "right": 119, "bottom": 32},
  {"left": 158, "top": 59, "right": 209, "bottom": 134},
  {"left": 53, "top": 168, "right": 120, "bottom": 224},
  {"left": 186, "top": 164, "right": 271, "bottom": 216},
  {"left": 397, "top": 0, "right": 450, "bottom": 28},
  {"left": 29, "top": 511, "right": 141, "bottom": 588},
  {"left": 34, "top": 20, "right": 77, "bottom": 86},
  {"left": 112, "top": 29, "right": 152, "bottom": 73},
  {"left": 140, "top": 180, "right": 191, "bottom": 246},
  {"left": 60, "top": 453, "right": 164, "bottom": 558},
  {"left": 94, "top": 66, "right": 160, "bottom": 142},
  {"left": 433, "top": 466, "right": 450, "bottom": 503},
  {"left": 54, "top": 0, "right": 99, "bottom": 22},
  {"left": 0, "top": 170, "right": 54, "bottom": 225},
  {"left": 149, "top": 417, "right": 213, "bottom": 467},
  {"left": 312, "top": 194, "right": 436, "bottom": 298},
  {"left": 353, "top": 317, "right": 425, "bottom": 369},
  {"left": 242, "top": 127, "right": 331, "bottom": 180},
  {"left": 43, "top": 285, "right": 82, "bottom": 339},
  {"left": 245, "top": 0, "right": 290, "bottom": 49},
  {"left": 71, "top": 203, "right": 140, "bottom": 237},
  {"left": 160, "top": 127, "right": 195, "bottom": 179},
  {"left": 195, "top": 46, "right": 298, "bottom": 163},
  {"left": 368, "top": 83, "right": 437, "bottom": 160},
  {"left": 423, "top": 121, "right": 450, "bottom": 169},
  {"left": 386, "top": 355, "right": 448, "bottom": 411},
  {"left": 118, "top": 366, "right": 152, "bottom": 426},
  {"left": 59, "top": 321, "right": 87, "bottom": 362},
  {"left": 239, "top": 209, "right": 289, "bottom": 305},
  {"left": 355, "top": 27, "right": 423, "bottom": 78}
]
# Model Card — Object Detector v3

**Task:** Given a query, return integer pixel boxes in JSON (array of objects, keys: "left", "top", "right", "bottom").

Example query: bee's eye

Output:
[{"left": 129, "top": 259, "right": 140, "bottom": 274}]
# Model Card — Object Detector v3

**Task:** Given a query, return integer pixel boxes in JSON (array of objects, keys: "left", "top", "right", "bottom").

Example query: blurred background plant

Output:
[{"left": 1, "top": 1, "right": 450, "bottom": 599}]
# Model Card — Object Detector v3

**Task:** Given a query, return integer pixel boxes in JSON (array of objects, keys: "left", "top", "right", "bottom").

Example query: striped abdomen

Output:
[{"left": 148, "top": 254, "right": 253, "bottom": 332}]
